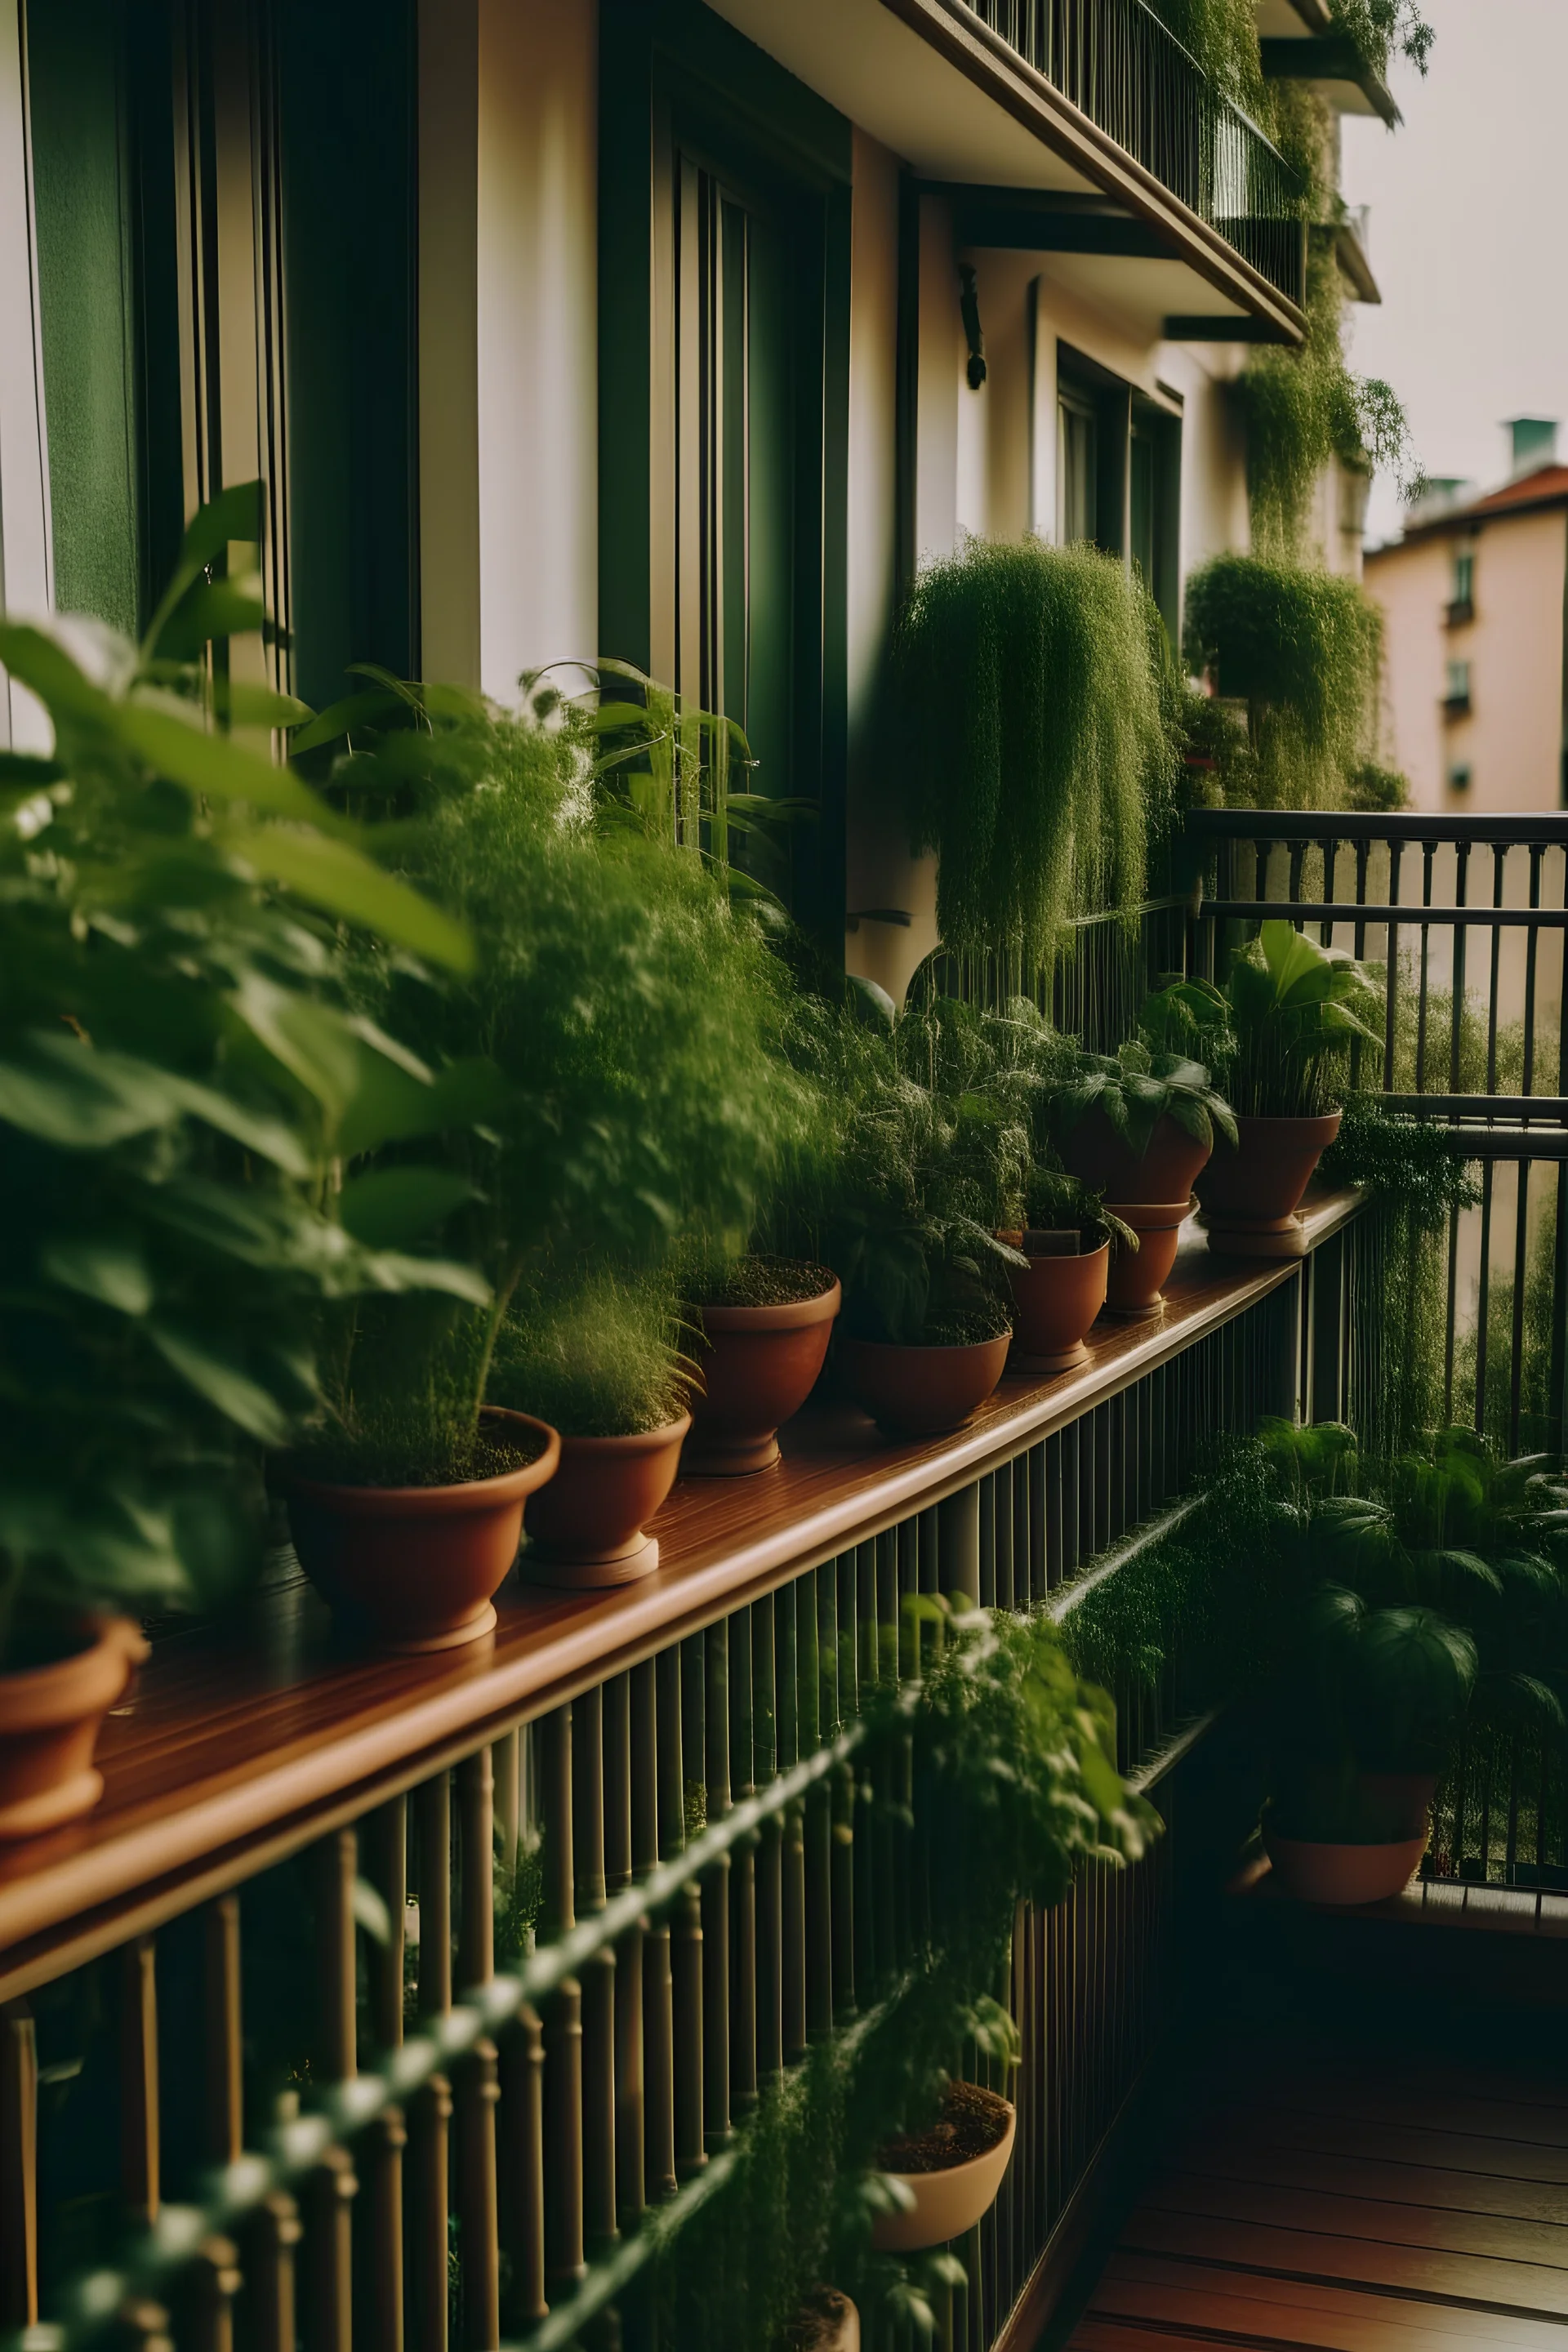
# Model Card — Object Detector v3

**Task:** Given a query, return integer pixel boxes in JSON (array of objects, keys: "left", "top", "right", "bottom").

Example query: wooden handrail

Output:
[{"left": 0, "top": 1192, "right": 1361, "bottom": 1981}]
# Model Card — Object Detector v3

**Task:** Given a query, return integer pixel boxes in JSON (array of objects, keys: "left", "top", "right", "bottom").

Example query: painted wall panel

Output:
[{"left": 0, "top": 0, "right": 51, "bottom": 748}]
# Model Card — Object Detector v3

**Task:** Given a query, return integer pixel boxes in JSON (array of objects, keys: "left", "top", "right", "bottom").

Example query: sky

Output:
[{"left": 1339, "top": 0, "right": 1568, "bottom": 546}]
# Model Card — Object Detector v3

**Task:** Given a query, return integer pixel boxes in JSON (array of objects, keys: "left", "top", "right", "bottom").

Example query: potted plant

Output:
[
  {"left": 0, "top": 491, "right": 480, "bottom": 1826},
  {"left": 490, "top": 1270, "right": 691, "bottom": 1584},
  {"left": 807, "top": 1003, "right": 1022, "bottom": 1435},
  {"left": 1254, "top": 1423, "right": 1568, "bottom": 1905},
  {"left": 1050, "top": 1032, "right": 1236, "bottom": 1209},
  {"left": 284, "top": 676, "right": 820, "bottom": 1638},
  {"left": 682, "top": 1254, "right": 842, "bottom": 1474},
  {"left": 1002, "top": 1169, "right": 1127, "bottom": 1374},
  {"left": 871, "top": 2078, "right": 1018, "bottom": 2253},
  {"left": 888, "top": 539, "right": 1178, "bottom": 969},
  {"left": 1179, "top": 923, "right": 1383, "bottom": 1256}
]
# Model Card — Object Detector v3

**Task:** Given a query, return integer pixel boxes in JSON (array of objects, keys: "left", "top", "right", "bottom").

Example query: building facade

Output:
[
  {"left": 1366, "top": 425, "right": 1568, "bottom": 816},
  {"left": 0, "top": 0, "right": 1376, "bottom": 1004}
]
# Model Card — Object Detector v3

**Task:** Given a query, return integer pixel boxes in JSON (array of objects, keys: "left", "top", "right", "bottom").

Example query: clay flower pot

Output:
[
  {"left": 523, "top": 1414, "right": 692, "bottom": 1585},
  {"left": 872, "top": 2097, "right": 1017, "bottom": 2253},
  {"left": 1263, "top": 1824, "right": 1427, "bottom": 1907},
  {"left": 1102, "top": 1197, "right": 1194, "bottom": 1317},
  {"left": 1197, "top": 1110, "right": 1341, "bottom": 1258},
  {"left": 1359, "top": 1771, "right": 1441, "bottom": 1840},
  {"left": 1007, "top": 1236, "right": 1109, "bottom": 1374},
  {"left": 0, "top": 1617, "right": 149, "bottom": 1841},
  {"left": 1061, "top": 1108, "right": 1212, "bottom": 1208},
  {"left": 288, "top": 1406, "right": 560, "bottom": 1655},
  {"left": 684, "top": 1276, "right": 840, "bottom": 1475},
  {"left": 841, "top": 1334, "right": 1010, "bottom": 1437},
  {"left": 787, "top": 2290, "right": 860, "bottom": 2352}
]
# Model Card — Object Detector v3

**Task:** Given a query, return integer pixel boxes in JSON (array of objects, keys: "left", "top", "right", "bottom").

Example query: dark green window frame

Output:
[{"left": 599, "top": 0, "right": 851, "bottom": 951}]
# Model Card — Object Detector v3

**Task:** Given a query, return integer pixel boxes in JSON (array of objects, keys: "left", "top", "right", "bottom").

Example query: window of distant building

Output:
[
  {"left": 1446, "top": 544, "right": 1475, "bottom": 626},
  {"left": 1448, "top": 763, "right": 1472, "bottom": 792},
  {"left": 1443, "top": 658, "right": 1472, "bottom": 715}
]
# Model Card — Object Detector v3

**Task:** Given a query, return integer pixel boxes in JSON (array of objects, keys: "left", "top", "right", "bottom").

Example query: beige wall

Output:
[
  {"left": 420, "top": 0, "right": 599, "bottom": 697},
  {"left": 1368, "top": 509, "right": 1567, "bottom": 813}
]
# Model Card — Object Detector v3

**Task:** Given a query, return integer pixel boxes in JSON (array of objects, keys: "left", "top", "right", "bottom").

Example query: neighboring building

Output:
[
  {"left": 0, "top": 0, "right": 1374, "bottom": 1000},
  {"left": 1366, "top": 421, "right": 1568, "bottom": 813}
]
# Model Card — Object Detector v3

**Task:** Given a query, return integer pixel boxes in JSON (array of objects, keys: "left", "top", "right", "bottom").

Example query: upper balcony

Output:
[{"left": 712, "top": 0, "right": 1308, "bottom": 340}]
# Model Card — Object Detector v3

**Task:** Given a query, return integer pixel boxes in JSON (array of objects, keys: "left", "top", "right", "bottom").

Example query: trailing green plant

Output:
[
  {"left": 649, "top": 1599, "right": 1156, "bottom": 2349},
  {"left": 488, "top": 1266, "right": 690, "bottom": 1440},
  {"left": 889, "top": 539, "right": 1178, "bottom": 968},
  {"left": 292, "top": 684, "right": 827, "bottom": 1482},
  {"left": 0, "top": 488, "right": 483, "bottom": 1668},
  {"left": 1347, "top": 760, "right": 1410, "bottom": 813},
  {"left": 1020, "top": 1165, "right": 1136, "bottom": 1257},
  {"left": 1183, "top": 551, "right": 1386, "bottom": 808}
]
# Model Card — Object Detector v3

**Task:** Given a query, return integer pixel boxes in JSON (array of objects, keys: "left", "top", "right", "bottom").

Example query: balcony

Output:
[
  {"left": 3, "top": 804, "right": 1564, "bottom": 2352},
  {"left": 710, "top": 0, "right": 1307, "bottom": 337}
]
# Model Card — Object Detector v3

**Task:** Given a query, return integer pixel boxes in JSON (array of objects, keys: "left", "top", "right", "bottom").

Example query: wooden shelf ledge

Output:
[{"left": 0, "top": 1190, "right": 1360, "bottom": 1983}]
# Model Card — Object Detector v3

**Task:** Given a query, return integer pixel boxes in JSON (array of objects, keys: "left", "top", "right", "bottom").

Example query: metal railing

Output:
[
  {"left": 0, "top": 1278, "right": 1307, "bottom": 2352},
  {"left": 1187, "top": 810, "right": 1568, "bottom": 1461},
  {"left": 963, "top": 0, "right": 1307, "bottom": 305}
]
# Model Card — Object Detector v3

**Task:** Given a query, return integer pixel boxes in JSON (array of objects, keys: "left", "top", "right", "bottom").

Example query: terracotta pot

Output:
[
  {"left": 1102, "top": 1197, "right": 1194, "bottom": 1316},
  {"left": 1359, "top": 1771, "right": 1441, "bottom": 1840},
  {"left": 0, "top": 1618, "right": 149, "bottom": 1841},
  {"left": 1263, "top": 1825, "right": 1427, "bottom": 1907},
  {"left": 288, "top": 1407, "right": 560, "bottom": 1655},
  {"left": 790, "top": 2290, "right": 860, "bottom": 2352},
  {"left": 1198, "top": 1110, "right": 1342, "bottom": 1258},
  {"left": 1061, "top": 1107, "right": 1212, "bottom": 1207},
  {"left": 684, "top": 1277, "right": 841, "bottom": 1475},
  {"left": 872, "top": 2103, "right": 1016, "bottom": 2252},
  {"left": 1007, "top": 1240, "right": 1109, "bottom": 1374},
  {"left": 523, "top": 1414, "right": 692, "bottom": 1585},
  {"left": 841, "top": 1334, "right": 1010, "bottom": 1436}
]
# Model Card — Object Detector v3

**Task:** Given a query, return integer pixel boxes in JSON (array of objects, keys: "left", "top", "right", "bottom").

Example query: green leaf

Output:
[
  {"left": 225, "top": 823, "right": 474, "bottom": 975},
  {"left": 336, "top": 1167, "right": 477, "bottom": 1249},
  {"left": 141, "top": 481, "right": 264, "bottom": 658},
  {"left": 39, "top": 1236, "right": 155, "bottom": 1316},
  {"left": 288, "top": 689, "right": 409, "bottom": 753},
  {"left": 211, "top": 679, "right": 316, "bottom": 731},
  {"left": 147, "top": 1322, "right": 298, "bottom": 1446},
  {"left": 0, "top": 622, "right": 113, "bottom": 724},
  {"left": 154, "top": 580, "right": 268, "bottom": 661},
  {"left": 116, "top": 702, "right": 331, "bottom": 822}
]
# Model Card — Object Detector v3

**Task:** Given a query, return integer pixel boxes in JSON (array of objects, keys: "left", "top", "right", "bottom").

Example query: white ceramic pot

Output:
[{"left": 871, "top": 2102, "right": 1016, "bottom": 2252}]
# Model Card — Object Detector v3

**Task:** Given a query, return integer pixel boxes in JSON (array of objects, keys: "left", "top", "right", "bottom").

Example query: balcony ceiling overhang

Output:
[
  {"left": 1258, "top": 22, "right": 1400, "bottom": 123},
  {"left": 944, "top": 190, "right": 1287, "bottom": 344},
  {"left": 702, "top": 0, "right": 1306, "bottom": 345}
]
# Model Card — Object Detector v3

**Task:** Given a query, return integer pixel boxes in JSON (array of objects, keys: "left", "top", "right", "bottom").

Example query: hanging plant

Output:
[
  {"left": 888, "top": 539, "right": 1177, "bottom": 970},
  {"left": 1183, "top": 551, "right": 1384, "bottom": 807}
]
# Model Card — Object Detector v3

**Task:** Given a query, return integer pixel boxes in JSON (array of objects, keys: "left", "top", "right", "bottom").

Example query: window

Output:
[
  {"left": 1453, "top": 548, "right": 1474, "bottom": 606},
  {"left": 1057, "top": 388, "right": 1098, "bottom": 546},
  {"left": 1444, "top": 658, "right": 1472, "bottom": 713},
  {"left": 1448, "top": 764, "right": 1472, "bottom": 792}
]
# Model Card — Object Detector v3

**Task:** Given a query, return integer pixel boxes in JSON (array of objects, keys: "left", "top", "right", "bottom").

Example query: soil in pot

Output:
[
  {"left": 1062, "top": 1108, "right": 1212, "bottom": 1208},
  {"left": 523, "top": 1413, "right": 691, "bottom": 1585},
  {"left": 1263, "top": 1824, "right": 1428, "bottom": 1907},
  {"left": 0, "top": 1617, "right": 149, "bottom": 1840},
  {"left": 684, "top": 1260, "right": 840, "bottom": 1476},
  {"left": 1006, "top": 1233, "right": 1109, "bottom": 1373},
  {"left": 287, "top": 1407, "right": 560, "bottom": 1655},
  {"left": 1102, "top": 1197, "right": 1193, "bottom": 1317},
  {"left": 872, "top": 2080, "right": 1017, "bottom": 2252},
  {"left": 841, "top": 1312, "right": 1010, "bottom": 1437},
  {"left": 784, "top": 2290, "right": 859, "bottom": 2352},
  {"left": 1198, "top": 1111, "right": 1341, "bottom": 1258}
]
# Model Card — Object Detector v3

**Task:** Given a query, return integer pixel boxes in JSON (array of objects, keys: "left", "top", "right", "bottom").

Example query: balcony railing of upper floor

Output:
[{"left": 962, "top": 0, "right": 1307, "bottom": 307}]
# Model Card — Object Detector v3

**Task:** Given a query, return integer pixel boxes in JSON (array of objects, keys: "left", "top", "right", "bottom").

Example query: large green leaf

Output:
[
  {"left": 154, "top": 579, "right": 269, "bottom": 661},
  {"left": 115, "top": 701, "right": 330, "bottom": 822},
  {"left": 39, "top": 1235, "right": 155, "bottom": 1317},
  {"left": 142, "top": 480, "right": 264, "bottom": 659},
  {"left": 336, "top": 1166, "right": 477, "bottom": 1248},
  {"left": 147, "top": 1322, "right": 298, "bottom": 1445},
  {"left": 225, "top": 823, "right": 474, "bottom": 974}
]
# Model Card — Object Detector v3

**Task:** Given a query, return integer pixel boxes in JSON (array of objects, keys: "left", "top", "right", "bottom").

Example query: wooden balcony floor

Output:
[{"left": 1068, "top": 2037, "right": 1568, "bottom": 2352}]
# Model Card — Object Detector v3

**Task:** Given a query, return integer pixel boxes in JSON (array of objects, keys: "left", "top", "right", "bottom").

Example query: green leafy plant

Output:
[
  {"left": 889, "top": 540, "right": 1178, "bottom": 967},
  {"left": 488, "top": 1267, "right": 689, "bottom": 1439},
  {"left": 292, "top": 686, "right": 825, "bottom": 1482},
  {"left": 1155, "top": 922, "right": 1382, "bottom": 1120},
  {"left": 1183, "top": 552, "right": 1386, "bottom": 808},
  {"left": 0, "top": 490, "right": 481, "bottom": 1666},
  {"left": 1047, "top": 1037, "right": 1237, "bottom": 1162}
]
